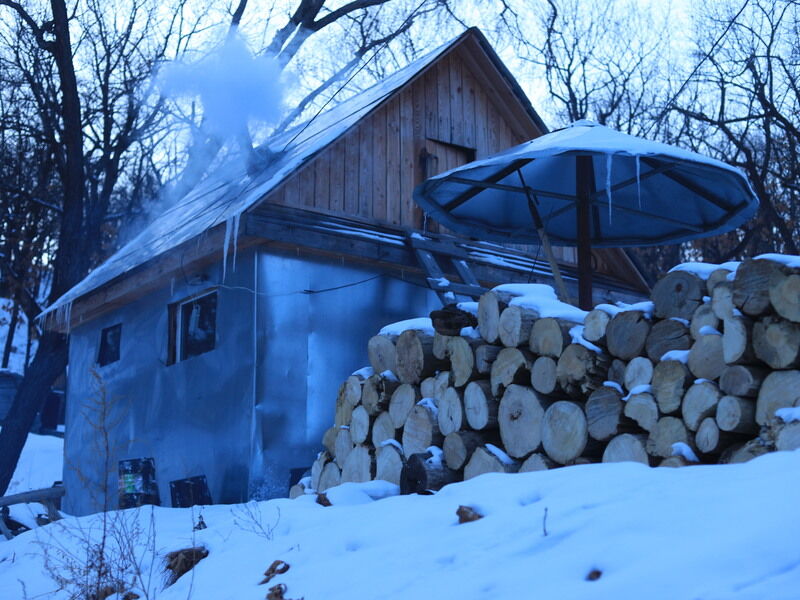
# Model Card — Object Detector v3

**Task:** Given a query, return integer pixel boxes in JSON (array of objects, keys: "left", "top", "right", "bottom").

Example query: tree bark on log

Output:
[
  {"left": 400, "top": 450, "right": 458, "bottom": 494},
  {"left": 371, "top": 411, "right": 397, "bottom": 447},
  {"left": 395, "top": 330, "right": 441, "bottom": 384},
  {"left": 475, "top": 344, "right": 501, "bottom": 375},
  {"left": 624, "top": 357, "right": 654, "bottom": 391},
  {"left": 389, "top": 383, "right": 421, "bottom": 428},
  {"left": 362, "top": 374, "right": 400, "bottom": 416},
  {"left": 556, "top": 344, "right": 608, "bottom": 398},
  {"left": 432, "top": 332, "right": 451, "bottom": 360},
  {"left": 498, "top": 305, "right": 538, "bottom": 348},
  {"left": 402, "top": 401, "right": 443, "bottom": 455},
  {"left": 646, "top": 319, "right": 690, "bottom": 362},
  {"left": 437, "top": 387, "right": 465, "bottom": 436},
  {"left": 752, "top": 316, "right": 800, "bottom": 369},
  {"left": 585, "top": 386, "right": 626, "bottom": 442},
  {"left": 647, "top": 416, "right": 690, "bottom": 457},
  {"left": 715, "top": 395, "right": 757, "bottom": 434},
  {"left": 623, "top": 393, "right": 659, "bottom": 432},
  {"left": 722, "top": 315, "right": 755, "bottom": 364},
  {"left": 375, "top": 443, "right": 404, "bottom": 486},
  {"left": 651, "top": 360, "right": 692, "bottom": 414},
  {"left": 602, "top": 433, "right": 649, "bottom": 464},
  {"left": 530, "top": 318, "right": 572, "bottom": 358},
  {"left": 368, "top": 334, "right": 397, "bottom": 375},
  {"left": 756, "top": 370, "right": 800, "bottom": 425},
  {"left": 490, "top": 347, "right": 532, "bottom": 396},
  {"left": 530, "top": 356, "right": 559, "bottom": 395},
  {"left": 463, "top": 446, "right": 518, "bottom": 480},
  {"left": 682, "top": 381, "right": 721, "bottom": 431},
  {"left": 719, "top": 364, "right": 766, "bottom": 398},
  {"left": 335, "top": 376, "right": 363, "bottom": 427},
  {"left": 498, "top": 384, "right": 548, "bottom": 458},
  {"left": 541, "top": 401, "right": 589, "bottom": 464},
  {"left": 687, "top": 334, "right": 725, "bottom": 381},
  {"left": 719, "top": 440, "right": 770, "bottom": 464},
  {"left": 583, "top": 309, "right": 611, "bottom": 344},
  {"left": 606, "top": 310, "right": 650, "bottom": 360},
  {"left": 342, "top": 445, "right": 375, "bottom": 483},
  {"left": 732, "top": 258, "right": 782, "bottom": 316},
  {"left": 652, "top": 270, "right": 704, "bottom": 320},
  {"left": 464, "top": 380, "right": 498, "bottom": 430},
  {"left": 443, "top": 430, "right": 493, "bottom": 470}
]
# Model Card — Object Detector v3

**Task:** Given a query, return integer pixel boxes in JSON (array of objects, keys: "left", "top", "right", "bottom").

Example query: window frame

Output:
[
  {"left": 97, "top": 323, "right": 122, "bottom": 367},
  {"left": 167, "top": 289, "right": 218, "bottom": 365}
]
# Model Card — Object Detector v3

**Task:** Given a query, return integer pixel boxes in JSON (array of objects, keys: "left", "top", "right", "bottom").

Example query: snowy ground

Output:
[{"left": 1, "top": 450, "right": 799, "bottom": 600}]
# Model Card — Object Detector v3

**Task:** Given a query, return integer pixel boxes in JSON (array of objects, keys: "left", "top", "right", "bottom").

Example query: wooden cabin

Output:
[{"left": 48, "top": 28, "right": 648, "bottom": 515}]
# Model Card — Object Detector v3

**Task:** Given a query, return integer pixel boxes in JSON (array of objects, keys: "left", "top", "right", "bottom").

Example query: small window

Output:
[
  {"left": 167, "top": 291, "right": 217, "bottom": 364},
  {"left": 98, "top": 324, "right": 122, "bottom": 366}
]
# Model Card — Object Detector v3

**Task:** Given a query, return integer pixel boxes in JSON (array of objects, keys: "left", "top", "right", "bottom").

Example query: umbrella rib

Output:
[
  {"left": 640, "top": 157, "right": 729, "bottom": 211},
  {"left": 441, "top": 158, "right": 533, "bottom": 211},
  {"left": 590, "top": 161, "right": 675, "bottom": 199}
]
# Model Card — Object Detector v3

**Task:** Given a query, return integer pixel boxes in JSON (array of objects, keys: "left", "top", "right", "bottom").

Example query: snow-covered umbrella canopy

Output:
[{"left": 414, "top": 120, "right": 757, "bottom": 247}]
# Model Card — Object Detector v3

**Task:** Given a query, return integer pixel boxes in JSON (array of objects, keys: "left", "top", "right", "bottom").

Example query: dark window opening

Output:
[
  {"left": 167, "top": 291, "right": 217, "bottom": 364},
  {"left": 98, "top": 324, "right": 122, "bottom": 366}
]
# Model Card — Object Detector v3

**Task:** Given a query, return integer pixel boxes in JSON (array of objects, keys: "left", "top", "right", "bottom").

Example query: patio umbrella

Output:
[{"left": 413, "top": 120, "right": 758, "bottom": 309}]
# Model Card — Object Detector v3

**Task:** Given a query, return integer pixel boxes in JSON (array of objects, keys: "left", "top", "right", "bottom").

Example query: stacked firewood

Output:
[{"left": 300, "top": 256, "right": 800, "bottom": 496}]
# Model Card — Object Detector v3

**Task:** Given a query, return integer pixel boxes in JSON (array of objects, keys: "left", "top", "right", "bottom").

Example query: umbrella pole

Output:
[
  {"left": 576, "top": 155, "right": 594, "bottom": 310},
  {"left": 519, "top": 172, "right": 572, "bottom": 305}
]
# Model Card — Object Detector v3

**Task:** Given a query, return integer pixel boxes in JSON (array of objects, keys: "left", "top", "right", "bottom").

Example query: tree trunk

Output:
[
  {"left": 498, "top": 384, "right": 547, "bottom": 458},
  {"left": 541, "top": 401, "right": 589, "bottom": 464},
  {"left": 463, "top": 446, "right": 518, "bottom": 480},
  {"left": 367, "top": 334, "right": 397, "bottom": 375},
  {"left": 402, "top": 401, "right": 442, "bottom": 455},
  {"left": 311, "top": 451, "right": 331, "bottom": 492},
  {"left": 401, "top": 450, "right": 458, "bottom": 494},
  {"left": 623, "top": 356, "right": 653, "bottom": 391},
  {"left": 722, "top": 315, "right": 755, "bottom": 364},
  {"left": 555, "top": 343, "right": 608, "bottom": 398},
  {"left": 350, "top": 405, "right": 372, "bottom": 444},
  {"left": 334, "top": 427, "right": 354, "bottom": 465},
  {"left": 646, "top": 416, "right": 690, "bottom": 458},
  {"left": 443, "top": 430, "right": 491, "bottom": 470},
  {"left": 732, "top": 258, "right": 782, "bottom": 316},
  {"left": 389, "top": 383, "right": 420, "bottom": 428},
  {"left": 695, "top": 417, "right": 742, "bottom": 455},
  {"left": 395, "top": 330, "right": 440, "bottom": 384},
  {"left": 687, "top": 334, "right": 725, "bottom": 380},
  {"left": 719, "top": 364, "right": 766, "bottom": 398},
  {"left": 474, "top": 344, "right": 501, "bottom": 375},
  {"left": 432, "top": 332, "right": 451, "bottom": 360},
  {"left": 361, "top": 374, "right": 400, "bottom": 416},
  {"left": 602, "top": 433, "right": 649, "bottom": 464},
  {"left": 498, "top": 305, "right": 537, "bottom": 348},
  {"left": 583, "top": 308, "right": 611, "bottom": 344},
  {"left": 606, "top": 310, "right": 650, "bottom": 360},
  {"left": 711, "top": 281, "right": 735, "bottom": 320},
  {"left": 585, "top": 385, "right": 626, "bottom": 442},
  {"left": 375, "top": 443, "right": 404, "bottom": 486},
  {"left": 645, "top": 318, "right": 690, "bottom": 361},
  {"left": 490, "top": 347, "right": 532, "bottom": 396},
  {"left": 335, "top": 376, "right": 362, "bottom": 427},
  {"left": 689, "top": 303, "right": 719, "bottom": 340},
  {"left": 651, "top": 359, "right": 691, "bottom": 414},
  {"left": 752, "top": 316, "right": 800, "bottom": 369},
  {"left": 1, "top": 302, "right": 20, "bottom": 370},
  {"left": 437, "top": 387, "right": 465, "bottom": 436},
  {"left": 478, "top": 290, "right": 510, "bottom": 344},
  {"left": 341, "top": 445, "right": 374, "bottom": 484},
  {"left": 371, "top": 411, "right": 396, "bottom": 447},
  {"left": 756, "top": 370, "right": 800, "bottom": 425},
  {"left": 530, "top": 356, "right": 558, "bottom": 395},
  {"left": 623, "top": 393, "right": 659, "bottom": 432},
  {"left": 463, "top": 380, "right": 497, "bottom": 430},
  {"left": 518, "top": 452, "right": 556, "bottom": 472},
  {"left": 322, "top": 426, "right": 338, "bottom": 456},
  {"left": 682, "top": 381, "right": 721, "bottom": 431},
  {"left": 769, "top": 269, "right": 800, "bottom": 323},
  {"left": 446, "top": 336, "right": 476, "bottom": 387},
  {"left": 529, "top": 317, "right": 572, "bottom": 358},
  {"left": 775, "top": 422, "right": 800, "bottom": 452},
  {"left": 652, "top": 270, "right": 704, "bottom": 320},
  {"left": 318, "top": 461, "right": 342, "bottom": 492},
  {"left": 706, "top": 267, "right": 733, "bottom": 295},
  {"left": 715, "top": 395, "right": 757, "bottom": 434}
]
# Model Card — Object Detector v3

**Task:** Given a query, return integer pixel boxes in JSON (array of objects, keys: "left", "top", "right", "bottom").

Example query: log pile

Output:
[{"left": 302, "top": 257, "right": 800, "bottom": 496}]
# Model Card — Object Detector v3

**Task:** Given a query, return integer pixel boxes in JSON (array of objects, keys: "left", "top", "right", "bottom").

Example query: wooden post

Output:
[{"left": 576, "top": 155, "right": 594, "bottom": 310}]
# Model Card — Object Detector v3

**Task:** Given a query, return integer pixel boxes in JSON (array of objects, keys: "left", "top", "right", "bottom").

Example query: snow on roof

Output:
[{"left": 41, "top": 31, "right": 480, "bottom": 321}]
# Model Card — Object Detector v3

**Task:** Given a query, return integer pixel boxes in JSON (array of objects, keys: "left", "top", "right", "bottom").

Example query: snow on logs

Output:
[{"left": 304, "top": 256, "right": 800, "bottom": 496}]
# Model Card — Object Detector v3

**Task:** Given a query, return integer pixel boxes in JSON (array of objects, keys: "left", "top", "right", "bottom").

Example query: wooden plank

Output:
[
  {"left": 266, "top": 182, "right": 286, "bottom": 207},
  {"left": 314, "top": 148, "right": 331, "bottom": 211},
  {"left": 399, "top": 88, "right": 416, "bottom": 228},
  {"left": 283, "top": 171, "right": 300, "bottom": 208},
  {"left": 0, "top": 486, "right": 65, "bottom": 507},
  {"left": 474, "top": 84, "right": 489, "bottom": 159},
  {"left": 436, "top": 58, "right": 451, "bottom": 143},
  {"left": 385, "top": 96, "right": 402, "bottom": 225},
  {"left": 329, "top": 138, "right": 346, "bottom": 214},
  {"left": 462, "top": 64, "right": 477, "bottom": 148},
  {"left": 299, "top": 161, "right": 316, "bottom": 208},
  {"left": 358, "top": 115, "right": 373, "bottom": 219},
  {"left": 372, "top": 105, "right": 388, "bottom": 222},
  {"left": 343, "top": 129, "right": 360, "bottom": 216},
  {"left": 449, "top": 53, "right": 465, "bottom": 146},
  {"left": 423, "top": 69, "right": 438, "bottom": 139}
]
